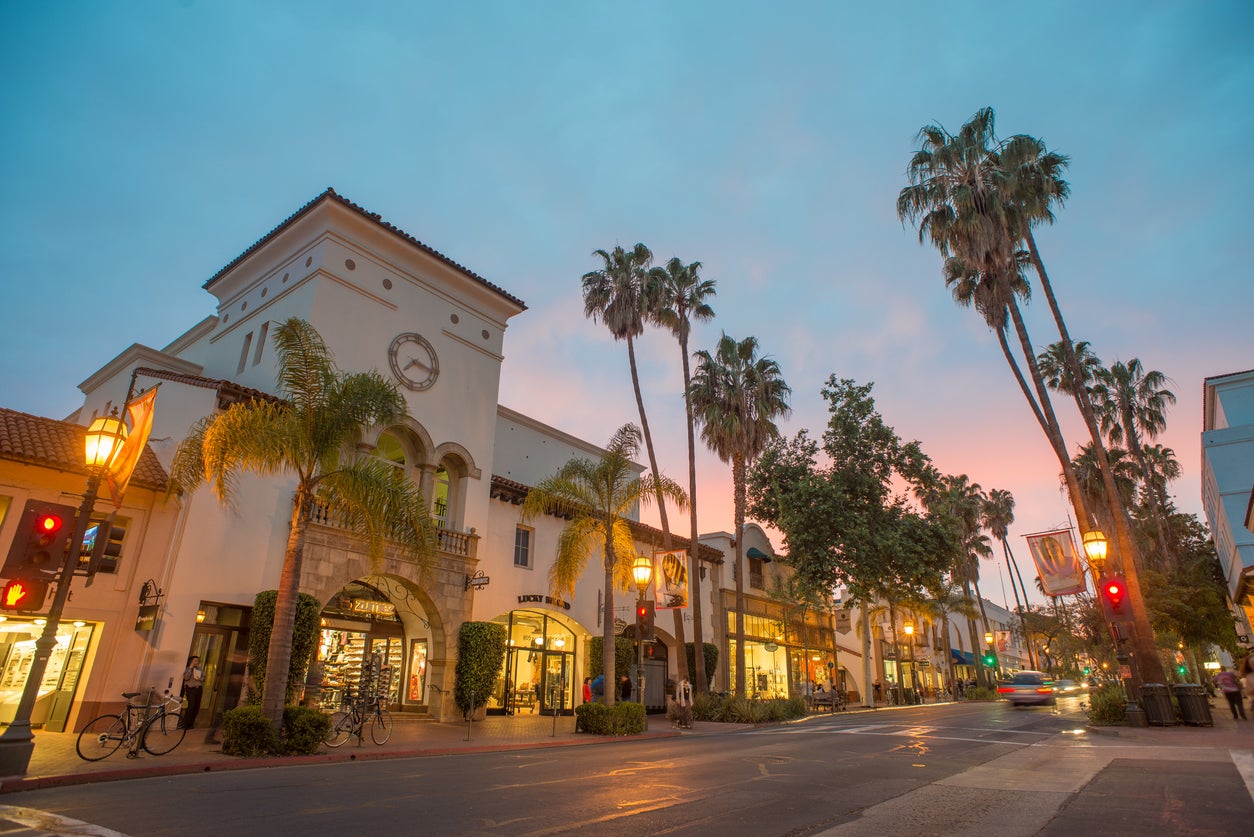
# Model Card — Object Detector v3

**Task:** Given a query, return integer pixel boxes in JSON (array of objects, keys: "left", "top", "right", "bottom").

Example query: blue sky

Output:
[{"left": 2, "top": 2, "right": 1251, "bottom": 607}]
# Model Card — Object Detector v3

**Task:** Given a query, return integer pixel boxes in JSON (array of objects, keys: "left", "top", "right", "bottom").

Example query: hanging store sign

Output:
[
  {"left": 1024, "top": 529, "right": 1087, "bottom": 596},
  {"left": 135, "top": 604, "right": 159, "bottom": 632},
  {"left": 654, "top": 549, "right": 689, "bottom": 609}
]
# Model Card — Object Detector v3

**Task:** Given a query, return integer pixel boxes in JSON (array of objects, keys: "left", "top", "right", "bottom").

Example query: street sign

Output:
[{"left": 917, "top": 660, "right": 931, "bottom": 667}]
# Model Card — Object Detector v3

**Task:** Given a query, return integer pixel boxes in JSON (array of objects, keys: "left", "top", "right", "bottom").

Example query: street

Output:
[{"left": 10, "top": 700, "right": 1254, "bottom": 836}]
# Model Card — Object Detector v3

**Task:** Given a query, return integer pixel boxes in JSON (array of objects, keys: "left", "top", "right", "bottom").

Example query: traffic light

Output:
[
  {"left": 0, "top": 578, "right": 49, "bottom": 611},
  {"left": 80, "top": 515, "right": 125, "bottom": 581},
  {"left": 1099, "top": 575, "right": 1128, "bottom": 620},
  {"left": 2, "top": 500, "right": 78, "bottom": 580},
  {"left": 635, "top": 600, "right": 656, "bottom": 642},
  {"left": 982, "top": 650, "right": 997, "bottom": 668},
  {"left": 1176, "top": 663, "right": 1188, "bottom": 677},
  {"left": 1083, "top": 666, "right": 1091, "bottom": 676}
]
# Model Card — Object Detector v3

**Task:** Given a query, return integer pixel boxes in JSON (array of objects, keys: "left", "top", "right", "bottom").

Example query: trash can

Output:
[
  {"left": 1172, "top": 683, "right": 1214, "bottom": 727},
  {"left": 1139, "top": 683, "right": 1177, "bottom": 726}
]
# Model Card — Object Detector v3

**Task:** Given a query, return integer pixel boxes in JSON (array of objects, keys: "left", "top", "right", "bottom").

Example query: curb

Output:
[{"left": 0, "top": 729, "right": 682, "bottom": 795}]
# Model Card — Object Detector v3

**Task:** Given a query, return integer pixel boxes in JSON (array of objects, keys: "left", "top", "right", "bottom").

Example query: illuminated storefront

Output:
[
  {"left": 487, "top": 610, "right": 579, "bottom": 715},
  {"left": 726, "top": 609, "right": 837, "bottom": 698},
  {"left": 316, "top": 581, "right": 410, "bottom": 710},
  {"left": 0, "top": 617, "right": 95, "bottom": 732}
]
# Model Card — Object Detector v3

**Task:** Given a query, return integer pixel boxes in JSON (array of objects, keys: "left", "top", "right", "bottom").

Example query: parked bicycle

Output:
[
  {"left": 325, "top": 691, "right": 392, "bottom": 747},
  {"left": 76, "top": 687, "right": 186, "bottom": 761}
]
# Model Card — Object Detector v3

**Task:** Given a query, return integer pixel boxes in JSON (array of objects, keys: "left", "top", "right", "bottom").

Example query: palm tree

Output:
[
  {"left": 920, "top": 577, "right": 978, "bottom": 694},
  {"left": 688, "top": 333, "right": 791, "bottom": 696},
  {"left": 582, "top": 244, "right": 688, "bottom": 676},
  {"left": 1037, "top": 339, "right": 1102, "bottom": 397},
  {"left": 1091, "top": 358, "right": 1177, "bottom": 563},
  {"left": 900, "top": 107, "right": 1165, "bottom": 684},
  {"left": 650, "top": 256, "right": 717, "bottom": 690},
  {"left": 981, "top": 488, "right": 1036, "bottom": 669},
  {"left": 169, "top": 318, "right": 435, "bottom": 726},
  {"left": 519, "top": 424, "right": 687, "bottom": 705}
]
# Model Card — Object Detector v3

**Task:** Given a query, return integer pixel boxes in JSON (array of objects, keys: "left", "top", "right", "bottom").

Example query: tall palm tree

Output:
[
  {"left": 688, "top": 333, "right": 791, "bottom": 696},
  {"left": 582, "top": 244, "right": 687, "bottom": 674},
  {"left": 1091, "top": 358, "right": 1177, "bottom": 563},
  {"left": 920, "top": 577, "right": 978, "bottom": 694},
  {"left": 900, "top": 108, "right": 1165, "bottom": 684},
  {"left": 169, "top": 318, "right": 436, "bottom": 726},
  {"left": 519, "top": 424, "right": 686, "bottom": 705},
  {"left": 981, "top": 488, "right": 1036, "bottom": 669},
  {"left": 650, "top": 256, "right": 717, "bottom": 690}
]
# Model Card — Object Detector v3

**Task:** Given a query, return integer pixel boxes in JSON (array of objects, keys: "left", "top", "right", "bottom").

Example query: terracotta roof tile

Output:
[
  {"left": 203, "top": 188, "right": 526, "bottom": 309},
  {"left": 0, "top": 408, "right": 167, "bottom": 491}
]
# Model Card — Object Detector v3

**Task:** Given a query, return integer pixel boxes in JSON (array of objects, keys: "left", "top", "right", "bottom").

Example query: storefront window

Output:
[
  {"left": 0, "top": 619, "right": 95, "bottom": 731},
  {"left": 317, "top": 581, "right": 407, "bottom": 710},
  {"left": 488, "top": 611, "right": 578, "bottom": 715}
]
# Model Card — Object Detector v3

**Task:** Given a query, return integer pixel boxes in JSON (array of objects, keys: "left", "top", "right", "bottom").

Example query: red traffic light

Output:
[
  {"left": 36, "top": 513, "right": 64, "bottom": 536},
  {"left": 1103, "top": 577, "right": 1126, "bottom": 603}
]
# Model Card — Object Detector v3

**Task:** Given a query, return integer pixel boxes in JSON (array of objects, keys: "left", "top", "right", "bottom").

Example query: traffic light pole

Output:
[
  {"left": 635, "top": 592, "right": 647, "bottom": 731},
  {"left": 0, "top": 472, "right": 100, "bottom": 776}
]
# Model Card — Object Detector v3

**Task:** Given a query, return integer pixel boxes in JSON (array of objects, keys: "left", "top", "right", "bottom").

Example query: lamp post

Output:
[
  {"left": 0, "top": 413, "right": 128, "bottom": 776},
  {"left": 904, "top": 622, "right": 917, "bottom": 704},
  {"left": 631, "top": 553, "right": 654, "bottom": 721},
  {"left": 984, "top": 630, "right": 996, "bottom": 685},
  {"left": 1083, "top": 528, "right": 1147, "bottom": 725}
]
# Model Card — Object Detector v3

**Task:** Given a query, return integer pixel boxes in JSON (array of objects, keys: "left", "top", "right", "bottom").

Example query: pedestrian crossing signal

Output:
[{"left": 1, "top": 578, "right": 48, "bottom": 611}]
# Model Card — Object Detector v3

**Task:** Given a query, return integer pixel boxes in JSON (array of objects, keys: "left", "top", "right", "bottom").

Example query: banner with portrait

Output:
[
  {"left": 995, "top": 630, "right": 1012, "bottom": 652},
  {"left": 654, "top": 548, "right": 690, "bottom": 609},
  {"left": 1024, "top": 529, "right": 1087, "bottom": 596}
]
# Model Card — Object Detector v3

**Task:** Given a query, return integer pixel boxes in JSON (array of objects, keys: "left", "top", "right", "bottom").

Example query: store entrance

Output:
[
  {"left": 316, "top": 580, "right": 414, "bottom": 711},
  {"left": 487, "top": 610, "right": 579, "bottom": 716}
]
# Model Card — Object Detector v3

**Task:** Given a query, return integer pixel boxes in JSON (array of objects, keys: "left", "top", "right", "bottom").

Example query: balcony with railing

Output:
[{"left": 307, "top": 500, "right": 478, "bottom": 560}]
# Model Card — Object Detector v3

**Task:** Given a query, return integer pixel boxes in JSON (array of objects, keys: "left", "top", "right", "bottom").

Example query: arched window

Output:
[
  {"left": 433, "top": 466, "right": 452, "bottom": 528},
  {"left": 373, "top": 431, "right": 406, "bottom": 469}
]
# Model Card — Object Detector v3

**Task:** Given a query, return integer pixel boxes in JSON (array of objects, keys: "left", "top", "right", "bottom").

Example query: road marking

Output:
[
  {"left": 1232, "top": 749, "right": 1254, "bottom": 804},
  {"left": 0, "top": 805, "right": 130, "bottom": 837}
]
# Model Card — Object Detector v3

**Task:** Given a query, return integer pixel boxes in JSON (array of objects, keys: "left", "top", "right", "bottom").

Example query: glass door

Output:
[{"left": 541, "top": 652, "right": 570, "bottom": 713}]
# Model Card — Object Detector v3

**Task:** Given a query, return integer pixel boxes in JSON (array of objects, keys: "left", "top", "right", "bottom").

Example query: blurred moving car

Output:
[
  {"left": 1054, "top": 678, "right": 1084, "bottom": 695},
  {"left": 997, "top": 671, "right": 1057, "bottom": 706}
]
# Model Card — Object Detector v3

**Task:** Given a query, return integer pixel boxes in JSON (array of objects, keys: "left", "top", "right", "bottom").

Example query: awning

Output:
[
  {"left": 746, "top": 546, "right": 772, "bottom": 563},
  {"left": 950, "top": 648, "right": 975, "bottom": 665}
]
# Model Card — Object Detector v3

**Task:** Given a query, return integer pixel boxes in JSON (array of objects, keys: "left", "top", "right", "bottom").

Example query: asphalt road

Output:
[{"left": 12, "top": 700, "right": 1254, "bottom": 836}]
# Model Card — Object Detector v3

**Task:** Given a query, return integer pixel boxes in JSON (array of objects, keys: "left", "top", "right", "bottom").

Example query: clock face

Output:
[{"left": 388, "top": 333, "right": 439, "bottom": 391}]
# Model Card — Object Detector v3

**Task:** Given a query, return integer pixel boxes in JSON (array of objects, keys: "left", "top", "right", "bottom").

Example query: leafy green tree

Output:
[
  {"left": 651, "top": 256, "right": 717, "bottom": 691},
  {"left": 170, "top": 318, "right": 435, "bottom": 726},
  {"left": 689, "top": 334, "right": 791, "bottom": 696},
  {"left": 749, "top": 377, "right": 951, "bottom": 701},
  {"left": 519, "top": 424, "right": 686, "bottom": 705}
]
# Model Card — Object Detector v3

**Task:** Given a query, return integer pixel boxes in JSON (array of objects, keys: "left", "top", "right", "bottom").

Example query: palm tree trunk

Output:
[
  {"left": 1003, "top": 541, "right": 1037, "bottom": 669},
  {"left": 733, "top": 456, "right": 747, "bottom": 697},
  {"left": 680, "top": 333, "right": 707, "bottom": 692},
  {"left": 603, "top": 537, "right": 618, "bottom": 707},
  {"left": 860, "top": 600, "right": 874, "bottom": 706},
  {"left": 996, "top": 324, "right": 1050, "bottom": 435},
  {"left": 1024, "top": 232, "right": 1165, "bottom": 686},
  {"left": 624, "top": 335, "right": 689, "bottom": 683},
  {"left": 959, "top": 578, "right": 984, "bottom": 689},
  {"left": 263, "top": 488, "right": 311, "bottom": 728},
  {"left": 942, "top": 612, "right": 955, "bottom": 697}
]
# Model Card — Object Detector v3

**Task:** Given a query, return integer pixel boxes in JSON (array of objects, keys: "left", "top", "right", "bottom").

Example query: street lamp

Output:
[
  {"left": 1082, "top": 530, "right": 1108, "bottom": 576},
  {"left": 631, "top": 553, "right": 653, "bottom": 715},
  {"left": 0, "top": 412, "right": 128, "bottom": 775}
]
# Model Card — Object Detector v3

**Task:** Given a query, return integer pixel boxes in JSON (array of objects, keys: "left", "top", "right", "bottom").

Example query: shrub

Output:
[
  {"left": 964, "top": 686, "right": 999, "bottom": 702},
  {"left": 282, "top": 705, "right": 331, "bottom": 755},
  {"left": 588, "top": 636, "right": 636, "bottom": 680},
  {"left": 575, "top": 701, "right": 646, "bottom": 735},
  {"left": 692, "top": 691, "right": 724, "bottom": 722},
  {"left": 1088, "top": 683, "right": 1128, "bottom": 725},
  {"left": 684, "top": 642, "right": 719, "bottom": 691},
  {"left": 455, "top": 621, "right": 507, "bottom": 717},
  {"left": 221, "top": 706, "right": 280, "bottom": 757},
  {"left": 248, "top": 590, "right": 322, "bottom": 705}
]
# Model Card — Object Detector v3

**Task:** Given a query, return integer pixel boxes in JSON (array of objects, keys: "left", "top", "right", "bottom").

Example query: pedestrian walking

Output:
[
  {"left": 873, "top": 679, "right": 883, "bottom": 703},
  {"left": 181, "top": 655, "right": 205, "bottom": 729},
  {"left": 582, "top": 676, "right": 592, "bottom": 704},
  {"left": 1215, "top": 666, "right": 1246, "bottom": 719},
  {"left": 1241, "top": 655, "right": 1254, "bottom": 717},
  {"left": 590, "top": 673, "right": 605, "bottom": 703},
  {"left": 674, "top": 677, "right": 694, "bottom": 729},
  {"left": 619, "top": 674, "right": 633, "bottom": 702}
]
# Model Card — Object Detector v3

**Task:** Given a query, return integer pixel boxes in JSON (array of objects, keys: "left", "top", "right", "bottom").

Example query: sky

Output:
[{"left": 2, "top": 1, "right": 1252, "bottom": 609}]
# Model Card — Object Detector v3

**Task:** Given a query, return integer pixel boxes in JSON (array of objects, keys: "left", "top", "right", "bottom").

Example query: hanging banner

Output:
[
  {"left": 995, "top": 630, "right": 1012, "bottom": 652},
  {"left": 1024, "top": 529, "right": 1087, "bottom": 596},
  {"left": 654, "top": 548, "right": 689, "bottom": 609}
]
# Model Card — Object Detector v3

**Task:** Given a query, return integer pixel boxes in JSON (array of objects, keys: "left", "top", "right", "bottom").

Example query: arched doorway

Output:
[
  {"left": 314, "top": 578, "right": 435, "bottom": 713},
  {"left": 487, "top": 610, "right": 582, "bottom": 715}
]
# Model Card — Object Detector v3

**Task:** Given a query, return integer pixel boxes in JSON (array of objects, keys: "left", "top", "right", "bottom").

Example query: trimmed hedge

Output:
[
  {"left": 220, "top": 705, "right": 331, "bottom": 756},
  {"left": 575, "top": 700, "right": 646, "bottom": 735},
  {"left": 588, "top": 636, "right": 635, "bottom": 679},
  {"left": 684, "top": 642, "right": 719, "bottom": 691},
  {"left": 455, "top": 621, "right": 507, "bottom": 717},
  {"left": 248, "top": 590, "right": 322, "bottom": 705}
]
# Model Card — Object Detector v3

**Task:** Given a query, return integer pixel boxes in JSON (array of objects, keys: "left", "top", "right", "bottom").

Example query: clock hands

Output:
[{"left": 404, "top": 357, "right": 433, "bottom": 375}]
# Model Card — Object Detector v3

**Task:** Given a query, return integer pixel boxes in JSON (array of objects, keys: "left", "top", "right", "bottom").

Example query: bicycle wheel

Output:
[
  {"left": 370, "top": 709, "right": 393, "bottom": 745},
  {"left": 325, "top": 711, "right": 354, "bottom": 747},
  {"left": 142, "top": 711, "right": 187, "bottom": 755},
  {"left": 76, "top": 714, "right": 126, "bottom": 761}
]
